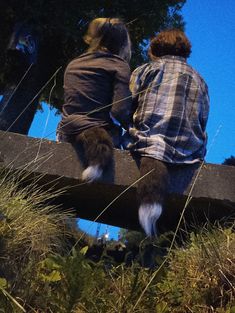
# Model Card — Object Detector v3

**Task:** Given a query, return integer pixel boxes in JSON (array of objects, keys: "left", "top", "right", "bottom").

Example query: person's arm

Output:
[
  {"left": 110, "top": 61, "right": 132, "bottom": 130},
  {"left": 129, "top": 67, "right": 142, "bottom": 114},
  {"left": 200, "top": 83, "right": 210, "bottom": 158},
  {"left": 200, "top": 83, "right": 210, "bottom": 133}
]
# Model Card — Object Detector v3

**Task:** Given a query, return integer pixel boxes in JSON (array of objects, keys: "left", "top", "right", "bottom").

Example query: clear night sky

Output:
[{"left": 29, "top": 0, "right": 235, "bottom": 239}]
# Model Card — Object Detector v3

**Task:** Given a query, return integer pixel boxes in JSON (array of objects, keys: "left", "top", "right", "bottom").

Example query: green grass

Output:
[
  {"left": 0, "top": 168, "right": 234, "bottom": 312},
  {"left": 156, "top": 226, "right": 235, "bottom": 313}
]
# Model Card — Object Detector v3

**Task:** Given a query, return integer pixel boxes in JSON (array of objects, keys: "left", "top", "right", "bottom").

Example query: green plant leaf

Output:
[
  {"left": 230, "top": 306, "right": 235, "bottom": 313},
  {"left": 40, "top": 257, "right": 62, "bottom": 270},
  {"left": 156, "top": 301, "right": 168, "bottom": 313},
  {"left": 40, "top": 270, "right": 62, "bottom": 282},
  {"left": 80, "top": 246, "right": 89, "bottom": 256},
  {"left": 0, "top": 278, "right": 7, "bottom": 289}
]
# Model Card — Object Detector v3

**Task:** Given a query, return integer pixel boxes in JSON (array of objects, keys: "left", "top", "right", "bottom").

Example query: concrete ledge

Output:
[{"left": 0, "top": 130, "right": 234, "bottom": 232}]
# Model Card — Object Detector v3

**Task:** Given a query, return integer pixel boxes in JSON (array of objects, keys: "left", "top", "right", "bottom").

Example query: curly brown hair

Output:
[{"left": 149, "top": 29, "right": 192, "bottom": 59}]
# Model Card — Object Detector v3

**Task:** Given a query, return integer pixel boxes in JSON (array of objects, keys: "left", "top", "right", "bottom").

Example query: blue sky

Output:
[
  {"left": 182, "top": 0, "right": 235, "bottom": 163},
  {"left": 29, "top": 0, "right": 235, "bottom": 239}
]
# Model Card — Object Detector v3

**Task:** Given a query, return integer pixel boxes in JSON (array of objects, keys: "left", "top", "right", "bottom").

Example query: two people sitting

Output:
[{"left": 57, "top": 18, "right": 209, "bottom": 236}]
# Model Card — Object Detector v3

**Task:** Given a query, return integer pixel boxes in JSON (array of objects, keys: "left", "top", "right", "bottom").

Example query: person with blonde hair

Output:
[
  {"left": 57, "top": 18, "right": 132, "bottom": 182},
  {"left": 129, "top": 29, "right": 209, "bottom": 236}
]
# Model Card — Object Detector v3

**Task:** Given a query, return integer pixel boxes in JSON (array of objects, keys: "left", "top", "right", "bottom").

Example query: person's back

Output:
[
  {"left": 129, "top": 29, "right": 209, "bottom": 236},
  {"left": 62, "top": 51, "right": 131, "bottom": 132},
  {"left": 130, "top": 55, "right": 209, "bottom": 164},
  {"left": 57, "top": 18, "right": 132, "bottom": 182}
]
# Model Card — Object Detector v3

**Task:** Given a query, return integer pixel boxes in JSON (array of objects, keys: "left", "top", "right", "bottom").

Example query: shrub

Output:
[
  {"left": 156, "top": 226, "right": 235, "bottom": 312},
  {"left": 0, "top": 169, "right": 72, "bottom": 311},
  {"left": 0, "top": 168, "right": 234, "bottom": 312}
]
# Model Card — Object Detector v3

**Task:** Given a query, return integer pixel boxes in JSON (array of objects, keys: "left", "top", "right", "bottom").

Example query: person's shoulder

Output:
[
  {"left": 186, "top": 63, "right": 208, "bottom": 90},
  {"left": 102, "top": 53, "right": 131, "bottom": 78},
  {"left": 90, "top": 52, "right": 131, "bottom": 72},
  {"left": 132, "top": 62, "right": 153, "bottom": 76},
  {"left": 66, "top": 52, "right": 116, "bottom": 70},
  {"left": 105, "top": 53, "right": 130, "bottom": 69},
  {"left": 88, "top": 51, "right": 125, "bottom": 63},
  {"left": 133, "top": 62, "right": 149, "bottom": 71},
  {"left": 65, "top": 54, "right": 88, "bottom": 70}
]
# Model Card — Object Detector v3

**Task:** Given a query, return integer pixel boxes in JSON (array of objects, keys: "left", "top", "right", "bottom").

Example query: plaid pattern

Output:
[{"left": 129, "top": 56, "right": 209, "bottom": 164}]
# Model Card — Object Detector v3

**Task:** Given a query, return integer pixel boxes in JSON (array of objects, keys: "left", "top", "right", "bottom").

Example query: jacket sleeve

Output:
[
  {"left": 110, "top": 61, "right": 132, "bottom": 129},
  {"left": 201, "top": 84, "right": 210, "bottom": 132},
  {"left": 129, "top": 67, "right": 142, "bottom": 114}
]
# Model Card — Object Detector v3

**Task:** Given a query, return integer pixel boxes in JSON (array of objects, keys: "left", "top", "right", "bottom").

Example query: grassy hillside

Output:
[{"left": 0, "top": 169, "right": 234, "bottom": 312}]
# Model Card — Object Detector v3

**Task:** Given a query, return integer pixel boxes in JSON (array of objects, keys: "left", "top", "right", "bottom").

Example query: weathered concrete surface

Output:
[{"left": 0, "top": 130, "right": 234, "bottom": 232}]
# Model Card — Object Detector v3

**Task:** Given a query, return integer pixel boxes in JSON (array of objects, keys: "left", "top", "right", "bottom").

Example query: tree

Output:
[
  {"left": 0, "top": 0, "right": 186, "bottom": 134},
  {"left": 223, "top": 156, "right": 235, "bottom": 166}
]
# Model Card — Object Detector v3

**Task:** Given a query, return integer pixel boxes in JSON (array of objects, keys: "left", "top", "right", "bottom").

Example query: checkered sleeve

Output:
[
  {"left": 130, "top": 66, "right": 146, "bottom": 114},
  {"left": 201, "top": 84, "right": 210, "bottom": 132}
]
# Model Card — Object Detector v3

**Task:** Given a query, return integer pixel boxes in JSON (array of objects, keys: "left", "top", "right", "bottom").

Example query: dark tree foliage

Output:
[
  {"left": 223, "top": 156, "right": 235, "bottom": 166},
  {"left": 0, "top": 0, "right": 186, "bottom": 134}
]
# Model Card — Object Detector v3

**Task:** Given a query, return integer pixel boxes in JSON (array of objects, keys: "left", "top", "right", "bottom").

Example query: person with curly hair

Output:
[{"left": 129, "top": 29, "right": 210, "bottom": 236}]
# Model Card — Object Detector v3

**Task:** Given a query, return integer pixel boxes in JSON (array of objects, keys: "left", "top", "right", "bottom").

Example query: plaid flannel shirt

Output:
[{"left": 129, "top": 55, "right": 209, "bottom": 164}]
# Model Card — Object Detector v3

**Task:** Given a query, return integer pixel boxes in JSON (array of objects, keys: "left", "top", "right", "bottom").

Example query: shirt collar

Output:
[{"left": 160, "top": 55, "right": 187, "bottom": 62}]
